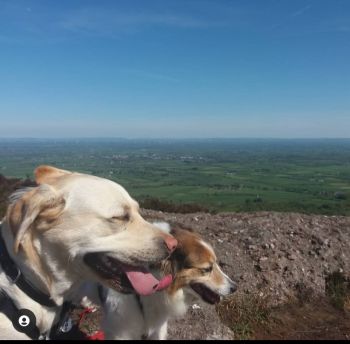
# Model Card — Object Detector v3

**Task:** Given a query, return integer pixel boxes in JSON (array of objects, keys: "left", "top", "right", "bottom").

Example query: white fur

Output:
[
  {"left": 101, "top": 287, "right": 190, "bottom": 340},
  {"left": 152, "top": 221, "right": 171, "bottom": 234},
  {"left": 100, "top": 229, "right": 236, "bottom": 340},
  {"left": 101, "top": 270, "right": 234, "bottom": 340},
  {"left": 0, "top": 166, "right": 173, "bottom": 339}
]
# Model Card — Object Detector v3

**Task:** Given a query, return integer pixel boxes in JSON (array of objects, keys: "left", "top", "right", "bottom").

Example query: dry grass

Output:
[
  {"left": 325, "top": 271, "right": 350, "bottom": 310},
  {"left": 215, "top": 274, "right": 350, "bottom": 341},
  {"left": 216, "top": 293, "right": 270, "bottom": 340}
]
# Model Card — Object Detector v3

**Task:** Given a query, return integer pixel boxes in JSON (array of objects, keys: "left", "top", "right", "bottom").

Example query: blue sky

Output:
[{"left": 0, "top": 0, "right": 349, "bottom": 138}]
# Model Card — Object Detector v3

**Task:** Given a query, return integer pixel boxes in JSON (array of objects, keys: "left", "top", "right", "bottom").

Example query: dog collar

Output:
[{"left": 0, "top": 224, "right": 57, "bottom": 308}]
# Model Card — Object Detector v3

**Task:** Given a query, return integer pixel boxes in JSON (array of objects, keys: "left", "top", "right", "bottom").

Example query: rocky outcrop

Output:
[{"left": 142, "top": 209, "right": 350, "bottom": 339}]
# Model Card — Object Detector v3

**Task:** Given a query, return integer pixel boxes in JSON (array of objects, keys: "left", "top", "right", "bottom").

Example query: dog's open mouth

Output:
[
  {"left": 84, "top": 252, "right": 173, "bottom": 296},
  {"left": 190, "top": 283, "right": 220, "bottom": 304}
]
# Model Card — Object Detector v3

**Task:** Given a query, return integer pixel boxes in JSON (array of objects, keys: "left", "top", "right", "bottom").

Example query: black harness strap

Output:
[
  {"left": 97, "top": 284, "right": 107, "bottom": 304},
  {"left": 0, "top": 229, "right": 57, "bottom": 308},
  {"left": 135, "top": 294, "right": 144, "bottom": 316},
  {"left": 48, "top": 301, "right": 74, "bottom": 340},
  {"left": 0, "top": 224, "right": 73, "bottom": 339},
  {"left": 134, "top": 294, "right": 149, "bottom": 340},
  {"left": 0, "top": 292, "right": 41, "bottom": 340}
]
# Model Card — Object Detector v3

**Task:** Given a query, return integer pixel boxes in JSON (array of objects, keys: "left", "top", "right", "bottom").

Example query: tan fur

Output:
[
  {"left": 6, "top": 184, "right": 65, "bottom": 290},
  {"left": 165, "top": 228, "right": 216, "bottom": 295},
  {"left": 100, "top": 224, "right": 236, "bottom": 340},
  {"left": 21, "top": 230, "right": 53, "bottom": 290},
  {"left": 34, "top": 165, "right": 72, "bottom": 185}
]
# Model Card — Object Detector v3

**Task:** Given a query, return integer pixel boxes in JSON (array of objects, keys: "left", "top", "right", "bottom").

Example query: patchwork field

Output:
[
  {"left": 0, "top": 138, "right": 349, "bottom": 215},
  {"left": 0, "top": 151, "right": 349, "bottom": 339}
]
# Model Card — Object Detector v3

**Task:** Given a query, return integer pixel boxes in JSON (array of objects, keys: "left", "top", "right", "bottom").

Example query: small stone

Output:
[{"left": 255, "top": 264, "right": 262, "bottom": 272}]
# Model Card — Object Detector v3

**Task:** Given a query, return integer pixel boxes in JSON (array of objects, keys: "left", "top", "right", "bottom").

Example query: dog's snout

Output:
[{"left": 164, "top": 236, "right": 178, "bottom": 253}]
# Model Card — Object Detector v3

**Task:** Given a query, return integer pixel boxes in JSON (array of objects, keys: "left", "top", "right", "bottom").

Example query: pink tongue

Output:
[{"left": 125, "top": 270, "right": 173, "bottom": 296}]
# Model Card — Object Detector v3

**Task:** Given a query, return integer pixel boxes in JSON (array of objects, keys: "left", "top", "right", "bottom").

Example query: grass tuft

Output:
[
  {"left": 216, "top": 293, "right": 270, "bottom": 340},
  {"left": 325, "top": 271, "right": 350, "bottom": 310}
]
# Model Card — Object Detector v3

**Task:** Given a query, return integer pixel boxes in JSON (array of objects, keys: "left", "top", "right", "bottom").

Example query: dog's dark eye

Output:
[
  {"left": 201, "top": 266, "right": 213, "bottom": 273},
  {"left": 110, "top": 214, "right": 130, "bottom": 222}
]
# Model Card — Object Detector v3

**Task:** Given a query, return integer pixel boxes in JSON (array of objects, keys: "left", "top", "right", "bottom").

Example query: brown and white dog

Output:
[
  {"left": 0, "top": 166, "right": 176, "bottom": 339},
  {"left": 100, "top": 222, "right": 237, "bottom": 340}
]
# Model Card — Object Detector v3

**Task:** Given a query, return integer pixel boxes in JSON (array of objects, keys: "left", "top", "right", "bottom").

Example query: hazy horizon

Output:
[
  {"left": 1, "top": 135, "right": 349, "bottom": 216},
  {"left": 1, "top": 136, "right": 350, "bottom": 141}
]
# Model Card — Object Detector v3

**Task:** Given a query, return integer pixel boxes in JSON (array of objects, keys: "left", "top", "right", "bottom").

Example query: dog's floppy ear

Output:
[
  {"left": 6, "top": 184, "right": 66, "bottom": 290},
  {"left": 35, "top": 165, "right": 72, "bottom": 185},
  {"left": 7, "top": 184, "right": 66, "bottom": 253}
]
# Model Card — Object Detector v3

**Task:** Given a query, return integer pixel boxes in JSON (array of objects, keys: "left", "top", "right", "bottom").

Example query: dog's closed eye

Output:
[
  {"left": 200, "top": 266, "right": 213, "bottom": 274},
  {"left": 110, "top": 213, "right": 130, "bottom": 222}
]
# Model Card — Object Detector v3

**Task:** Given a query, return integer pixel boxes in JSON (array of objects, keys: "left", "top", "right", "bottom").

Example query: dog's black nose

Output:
[{"left": 230, "top": 283, "right": 238, "bottom": 294}]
